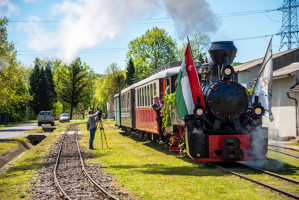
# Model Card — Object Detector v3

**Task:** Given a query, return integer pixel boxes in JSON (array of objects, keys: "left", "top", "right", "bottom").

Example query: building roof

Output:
[
  {"left": 287, "top": 82, "right": 299, "bottom": 93},
  {"left": 234, "top": 48, "right": 299, "bottom": 72},
  {"left": 273, "top": 62, "right": 299, "bottom": 77}
]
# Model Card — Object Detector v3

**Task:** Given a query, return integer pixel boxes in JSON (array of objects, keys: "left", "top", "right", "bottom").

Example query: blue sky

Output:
[{"left": 1, "top": 0, "right": 287, "bottom": 74}]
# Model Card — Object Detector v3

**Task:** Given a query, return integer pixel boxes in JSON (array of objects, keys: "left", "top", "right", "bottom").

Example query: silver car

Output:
[
  {"left": 59, "top": 113, "right": 70, "bottom": 123},
  {"left": 38, "top": 111, "right": 55, "bottom": 126}
]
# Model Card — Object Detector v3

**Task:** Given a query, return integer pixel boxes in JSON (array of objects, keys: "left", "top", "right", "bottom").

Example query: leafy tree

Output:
[
  {"left": 127, "top": 27, "right": 178, "bottom": 81},
  {"left": 56, "top": 58, "right": 93, "bottom": 119},
  {"left": 126, "top": 58, "right": 135, "bottom": 86},
  {"left": 0, "top": 17, "right": 30, "bottom": 122},
  {"left": 178, "top": 32, "right": 211, "bottom": 65},
  {"left": 94, "top": 63, "right": 125, "bottom": 111}
]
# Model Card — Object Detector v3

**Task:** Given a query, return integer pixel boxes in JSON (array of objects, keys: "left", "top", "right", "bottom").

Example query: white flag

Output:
[{"left": 252, "top": 37, "right": 274, "bottom": 122}]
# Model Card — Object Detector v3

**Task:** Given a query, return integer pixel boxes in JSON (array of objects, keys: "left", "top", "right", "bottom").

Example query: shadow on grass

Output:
[
  {"left": 108, "top": 163, "right": 222, "bottom": 177},
  {"left": 117, "top": 130, "right": 299, "bottom": 177}
]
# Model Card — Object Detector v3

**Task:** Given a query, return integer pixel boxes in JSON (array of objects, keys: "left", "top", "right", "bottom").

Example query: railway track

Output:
[
  {"left": 268, "top": 145, "right": 299, "bottom": 159},
  {"left": 212, "top": 162, "right": 299, "bottom": 199},
  {"left": 54, "top": 124, "right": 118, "bottom": 200},
  {"left": 269, "top": 144, "right": 299, "bottom": 152}
]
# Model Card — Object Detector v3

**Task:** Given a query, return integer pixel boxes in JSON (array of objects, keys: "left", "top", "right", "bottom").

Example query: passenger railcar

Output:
[{"left": 114, "top": 41, "right": 268, "bottom": 162}]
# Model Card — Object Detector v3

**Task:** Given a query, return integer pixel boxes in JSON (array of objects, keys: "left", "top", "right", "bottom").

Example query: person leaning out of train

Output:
[
  {"left": 152, "top": 96, "right": 164, "bottom": 144},
  {"left": 87, "top": 109, "right": 99, "bottom": 149}
]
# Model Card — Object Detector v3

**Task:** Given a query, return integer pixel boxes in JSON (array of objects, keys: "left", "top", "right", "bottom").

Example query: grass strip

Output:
[
  {"left": 0, "top": 121, "right": 84, "bottom": 200},
  {"left": 0, "top": 137, "right": 31, "bottom": 155},
  {"left": 78, "top": 123, "right": 288, "bottom": 200}
]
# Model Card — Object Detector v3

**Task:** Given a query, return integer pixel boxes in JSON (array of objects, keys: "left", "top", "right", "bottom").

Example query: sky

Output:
[{"left": 0, "top": 0, "right": 290, "bottom": 74}]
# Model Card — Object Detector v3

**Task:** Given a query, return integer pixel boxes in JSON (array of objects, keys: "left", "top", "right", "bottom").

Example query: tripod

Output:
[{"left": 96, "top": 118, "right": 108, "bottom": 149}]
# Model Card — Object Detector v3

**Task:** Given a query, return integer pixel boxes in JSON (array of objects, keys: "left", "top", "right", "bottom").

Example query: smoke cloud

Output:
[{"left": 20, "top": 0, "right": 218, "bottom": 64}]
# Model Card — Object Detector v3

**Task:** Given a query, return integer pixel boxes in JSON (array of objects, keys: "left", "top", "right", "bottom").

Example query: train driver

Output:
[{"left": 152, "top": 96, "right": 163, "bottom": 144}]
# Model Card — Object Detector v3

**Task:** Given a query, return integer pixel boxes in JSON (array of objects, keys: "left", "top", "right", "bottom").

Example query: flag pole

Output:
[
  {"left": 187, "top": 35, "right": 195, "bottom": 61},
  {"left": 252, "top": 36, "right": 273, "bottom": 96}
]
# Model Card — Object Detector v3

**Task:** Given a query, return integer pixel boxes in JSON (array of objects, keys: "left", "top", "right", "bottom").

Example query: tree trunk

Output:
[{"left": 70, "top": 104, "right": 73, "bottom": 120}]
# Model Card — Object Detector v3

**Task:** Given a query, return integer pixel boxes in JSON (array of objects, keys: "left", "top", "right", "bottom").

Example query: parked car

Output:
[
  {"left": 37, "top": 111, "right": 54, "bottom": 126},
  {"left": 59, "top": 113, "right": 70, "bottom": 123}
]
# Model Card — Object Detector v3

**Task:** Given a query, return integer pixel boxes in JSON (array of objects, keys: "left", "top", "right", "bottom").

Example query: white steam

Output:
[{"left": 20, "top": 0, "right": 218, "bottom": 64}]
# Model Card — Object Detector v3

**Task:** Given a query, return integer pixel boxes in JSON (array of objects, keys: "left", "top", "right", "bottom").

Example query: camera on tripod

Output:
[{"left": 97, "top": 109, "right": 103, "bottom": 121}]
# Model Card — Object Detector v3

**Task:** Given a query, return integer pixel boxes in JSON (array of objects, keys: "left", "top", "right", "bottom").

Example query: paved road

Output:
[{"left": 0, "top": 122, "right": 39, "bottom": 140}]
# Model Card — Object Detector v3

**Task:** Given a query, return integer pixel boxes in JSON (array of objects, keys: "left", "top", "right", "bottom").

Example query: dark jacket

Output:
[{"left": 152, "top": 102, "right": 162, "bottom": 119}]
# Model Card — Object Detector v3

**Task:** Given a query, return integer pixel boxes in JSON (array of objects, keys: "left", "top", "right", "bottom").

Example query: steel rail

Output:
[
  {"left": 213, "top": 164, "right": 299, "bottom": 200},
  {"left": 53, "top": 130, "right": 72, "bottom": 200},
  {"left": 268, "top": 148, "right": 299, "bottom": 159},
  {"left": 238, "top": 162, "right": 299, "bottom": 184},
  {"left": 269, "top": 144, "right": 299, "bottom": 152},
  {"left": 75, "top": 130, "right": 119, "bottom": 200}
]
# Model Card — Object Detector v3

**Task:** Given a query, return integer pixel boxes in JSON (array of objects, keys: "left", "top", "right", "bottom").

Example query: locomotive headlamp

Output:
[
  {"left": 222, "top": 65, "right": 234, "bottom": 79},
  {"left": 194, "top": 105, "right": 206, "bottom": 119},
  {"left": 252, "top": 105, "right": 265, "bottom": 118},
  {"left": 224, "top": 68, "right": 232, "bottom": 76},
  {"left": 196, "top": 108, "right": 204, "bottom": 116}
]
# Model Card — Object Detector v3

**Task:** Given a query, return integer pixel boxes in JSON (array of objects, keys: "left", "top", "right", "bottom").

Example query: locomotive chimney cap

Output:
[{"left": 209, "top": 41, "right": 237, "bottom": 65}]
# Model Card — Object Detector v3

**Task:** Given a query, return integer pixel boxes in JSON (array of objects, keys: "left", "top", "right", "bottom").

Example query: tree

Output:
[
  {"left": 94, "top": 63, "right": 126, "bottom": 111},
  {"left": 126, "top": 58, "right": 135, "bottom": 86},
  {"left": 127, "top": 27, "right": 178, "bottom": 81},
  {"left": 0, "top": 17, "right": 30, "bottom": 122},
  {"left": 45, "top": 63, "right": 57, "bottom": 109},
  {"left": 56, "top": 58, "right": 91, "bottom": 120},
  {"left": 178, "top": 32, "right": 211, "bottom": 65}
]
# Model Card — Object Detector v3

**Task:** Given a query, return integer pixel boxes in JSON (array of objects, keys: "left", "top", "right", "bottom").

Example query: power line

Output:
[{"left": 9, "top": 8, "right": 280, "bottom": 24}]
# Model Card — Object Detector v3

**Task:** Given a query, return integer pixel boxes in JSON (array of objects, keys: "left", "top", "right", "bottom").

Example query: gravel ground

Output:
[{"left": 29, "top": 124, "right": 131, "bottom": 200}]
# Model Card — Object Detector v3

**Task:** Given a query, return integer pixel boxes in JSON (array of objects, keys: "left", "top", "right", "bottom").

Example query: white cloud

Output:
[
  {"left": 22, "top": 0, "right": 218, "bottom": 64},
  {"left": 23, "top": 0, "right": 37, "bottom": 3},
  {"left": 0, "top": 0, "right": 19, "bottom": 17}
]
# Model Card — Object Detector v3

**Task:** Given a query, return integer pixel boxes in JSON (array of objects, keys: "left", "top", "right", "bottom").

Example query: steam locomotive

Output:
[{"left": 114, "top": 41, "right": 268, "bottom": 162}]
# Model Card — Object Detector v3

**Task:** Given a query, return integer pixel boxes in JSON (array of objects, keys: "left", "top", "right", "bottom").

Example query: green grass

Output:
[
  {"left": 0, "top": 120, "right": 36, "bottom": 129},
  {"left": 0, "top": 121, "right": 83, "bottom": 200},
  {"left": 78, "top": 124, "right": 288, "bottom": 200},
  {"left": 0, "top": 137, "right": 31, "bottom": 155},
  {"left": 291, "top": 142, "right": 299, "bottom": 147}
]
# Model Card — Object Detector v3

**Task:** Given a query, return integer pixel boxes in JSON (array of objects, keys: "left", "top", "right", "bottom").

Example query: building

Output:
[{"left": 234, "top": 48, "right": 299, "bottom": 138}]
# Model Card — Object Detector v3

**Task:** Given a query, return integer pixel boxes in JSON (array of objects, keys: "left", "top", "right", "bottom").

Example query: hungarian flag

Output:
[
  {"left": 252, "top": 37, "right": 274, "bottom": 122},
  {"left": 175, "top": 44, "right": 205, "bottom": 119}
]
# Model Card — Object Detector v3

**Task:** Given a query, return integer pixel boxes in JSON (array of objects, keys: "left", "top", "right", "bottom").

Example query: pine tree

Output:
[
  {"left": 29, "top": 64, "right": 42, "bottom": 115},
  {"left": 126, "top": 58, "right": 135, "bottom": 86},
  {"left": 45, "top": 63, "right": 57, "bottom": 109}
]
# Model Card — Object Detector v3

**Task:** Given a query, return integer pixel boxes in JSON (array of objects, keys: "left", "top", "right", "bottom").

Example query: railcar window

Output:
[
  {"left": 154, "top": 82, "right": 157, "bottom": 97},
  {"left": 141, "top": 87, "right": 144, "bottom": 107},
  {"left": 150, "top": 84, "right": 153, "bottom": 105},
  {"left": 128, "top": 92, "right": 131, "bottom": 109},
  {"left": 138, "top": 89, "right": 140, "bottom": 107},
  {"left": 145, "top": 85, "right": 148, "bottom": 106}
]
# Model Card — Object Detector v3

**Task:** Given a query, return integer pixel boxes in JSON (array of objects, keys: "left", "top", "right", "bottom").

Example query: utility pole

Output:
[{"left": 278, "top": 0, "right": 299, "bottom": 51}]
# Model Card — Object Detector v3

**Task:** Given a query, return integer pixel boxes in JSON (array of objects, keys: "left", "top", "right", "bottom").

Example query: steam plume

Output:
[{"left": 21, "top": 0, "right": 218, "bottom": 64}]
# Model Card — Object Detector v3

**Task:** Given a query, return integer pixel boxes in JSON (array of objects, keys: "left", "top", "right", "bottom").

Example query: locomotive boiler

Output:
[{"left": 114, "top": 41, "right": 268, "bottom": 162}]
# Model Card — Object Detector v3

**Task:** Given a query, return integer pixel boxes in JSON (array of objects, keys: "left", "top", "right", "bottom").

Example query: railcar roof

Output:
[
  {"left": 120, "top": 83, "right": 137, "bottom": 94},
  {"left": 134, "top": 66, "right": 181, "bottom": 88}
]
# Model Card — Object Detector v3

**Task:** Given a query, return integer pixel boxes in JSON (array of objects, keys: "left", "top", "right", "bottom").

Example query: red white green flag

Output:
[{"left": 175, "top": 44, "right": 205, "bottom": 119}]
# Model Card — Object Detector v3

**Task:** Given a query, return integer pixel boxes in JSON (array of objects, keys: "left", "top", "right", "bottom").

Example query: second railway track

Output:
[{"left": 54, "top": 124, "right": 118, "bottom": 200}]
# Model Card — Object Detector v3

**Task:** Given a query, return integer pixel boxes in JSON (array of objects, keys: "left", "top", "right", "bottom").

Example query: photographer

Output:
[{"left": 87, "top": 109, "right": 99, "bottom": 149}]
